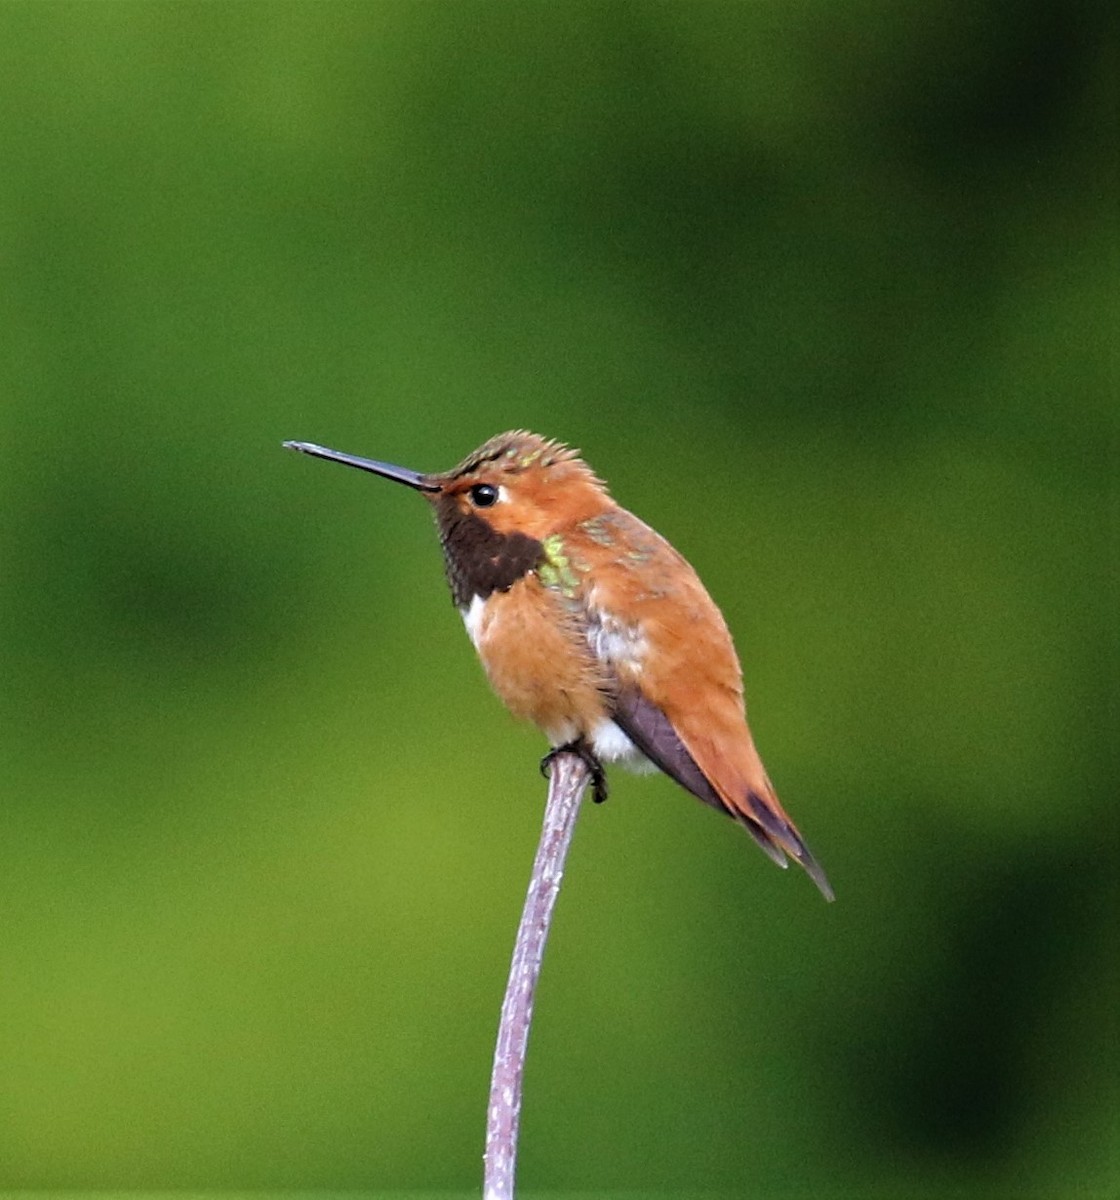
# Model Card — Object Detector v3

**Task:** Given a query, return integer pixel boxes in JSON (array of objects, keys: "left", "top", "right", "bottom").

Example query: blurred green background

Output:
[{"left": 0, "top": 1, "right": 1116, "bottom": 1195}]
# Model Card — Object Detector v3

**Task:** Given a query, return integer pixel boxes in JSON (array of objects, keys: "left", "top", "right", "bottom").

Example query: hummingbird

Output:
[{"left": 284, "top": 431, "right": 832, "bottom": 900}]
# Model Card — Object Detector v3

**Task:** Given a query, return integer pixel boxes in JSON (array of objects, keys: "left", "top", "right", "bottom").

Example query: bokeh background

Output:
[{"left": 1, "top": 1, "right": 1116, "bottom": 1195}]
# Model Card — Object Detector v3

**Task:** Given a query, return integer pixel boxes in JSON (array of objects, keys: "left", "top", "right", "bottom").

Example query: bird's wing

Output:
[{"left": 568, "top": 509, "right": 833, "bottom": 900}]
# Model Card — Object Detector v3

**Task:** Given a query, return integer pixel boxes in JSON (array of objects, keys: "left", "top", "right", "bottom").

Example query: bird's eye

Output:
[{"left": 470, "top": 483, "right": 499, "bottom": 508}]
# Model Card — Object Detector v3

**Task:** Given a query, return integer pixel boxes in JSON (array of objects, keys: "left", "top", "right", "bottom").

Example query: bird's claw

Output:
[{"left": 540, "top": 741, "right": 609, "bottom": 805}]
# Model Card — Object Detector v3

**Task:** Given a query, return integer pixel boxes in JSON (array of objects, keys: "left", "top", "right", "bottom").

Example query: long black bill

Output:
[{"left": 282, "top": 441, "right": 439, "bottom": 492}]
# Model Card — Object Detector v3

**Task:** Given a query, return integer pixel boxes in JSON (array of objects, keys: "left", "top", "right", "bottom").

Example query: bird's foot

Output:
[{"left": 540, "top": 740, "right": 609, "bottom": 804}]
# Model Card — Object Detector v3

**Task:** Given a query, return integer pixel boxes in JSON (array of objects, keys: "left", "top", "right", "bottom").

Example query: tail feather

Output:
[
  {"left": 745, "top": 791, "right": 835, "bottom": 902},
  {"left": 738, "top": 816, "right": 790, "bottom": 870}
]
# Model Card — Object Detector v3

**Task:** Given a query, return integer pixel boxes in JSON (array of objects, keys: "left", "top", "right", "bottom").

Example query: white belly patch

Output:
[{"left": 591, "top": 719, "right": 656, "bottom": 773}]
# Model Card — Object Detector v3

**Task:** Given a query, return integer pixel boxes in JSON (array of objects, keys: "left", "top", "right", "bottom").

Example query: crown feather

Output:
[{"left": 446, "top": 431, "right": 594, "bottom": 484}]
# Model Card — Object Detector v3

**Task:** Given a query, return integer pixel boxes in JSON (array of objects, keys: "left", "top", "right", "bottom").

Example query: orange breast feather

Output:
[{"left": 472, "top": 577, "right": 610, "bottom": 746}]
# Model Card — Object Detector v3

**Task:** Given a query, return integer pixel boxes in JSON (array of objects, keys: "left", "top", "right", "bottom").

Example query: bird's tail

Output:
[
  {"left": 610, "top": 689, "right": 833, "bottom": 900},
  {"left": 736, "top": 786, "right": 834, "bottom": 902}
]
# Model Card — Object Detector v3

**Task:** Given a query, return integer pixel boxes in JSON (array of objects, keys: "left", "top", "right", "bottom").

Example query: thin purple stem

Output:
[{"left": 483, "top": 751, "right": 590, "bottom": 1200}]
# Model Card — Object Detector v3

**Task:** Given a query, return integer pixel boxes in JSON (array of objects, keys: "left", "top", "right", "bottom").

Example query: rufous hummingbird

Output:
[{"left": 284, "top": 431, "right": 832, "bottom": 900}]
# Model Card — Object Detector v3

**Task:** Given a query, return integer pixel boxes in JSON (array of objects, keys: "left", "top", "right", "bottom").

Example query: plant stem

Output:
[{"left": 483, "top": 750, "right": 591, "bottom": 1200}]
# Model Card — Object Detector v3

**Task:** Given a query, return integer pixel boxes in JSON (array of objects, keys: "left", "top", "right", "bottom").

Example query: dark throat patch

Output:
[{"left": 433, "top": 496, "right": 544, "bottom": 607}]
